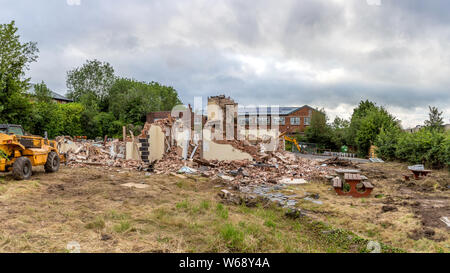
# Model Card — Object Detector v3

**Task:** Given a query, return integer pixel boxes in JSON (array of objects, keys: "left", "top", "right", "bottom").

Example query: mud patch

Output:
[{"left": 408, "top": 228, "right": 446, "bottom": 242}]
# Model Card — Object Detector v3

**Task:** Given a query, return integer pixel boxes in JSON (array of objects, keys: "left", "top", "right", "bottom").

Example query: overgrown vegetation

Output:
[
  {"left": 0, "top": 21, "right": 182, "bottom": 139},
  {"left": 295, "top": 100, "right": 448, "bottom": 169}
]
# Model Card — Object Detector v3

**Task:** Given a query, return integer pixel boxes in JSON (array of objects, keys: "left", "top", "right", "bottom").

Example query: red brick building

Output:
[
  {"left": 238, "top": 105, "right": 318, "bottom": 134},
  {"left": 146, "top": 104, "right": 319, "bottom": 135},
  {"left": 146, "top": 111, "right": 172, "bottom": 123}
]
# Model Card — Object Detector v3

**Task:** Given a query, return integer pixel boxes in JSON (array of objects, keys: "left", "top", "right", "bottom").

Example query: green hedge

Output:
[{"left": 376, "top": 129, "right": 450, "bottom": 169}]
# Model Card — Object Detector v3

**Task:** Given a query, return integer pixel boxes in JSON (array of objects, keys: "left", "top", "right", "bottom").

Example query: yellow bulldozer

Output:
[{"left": 0, "top": 124, "right": 65, "bottom": 180}]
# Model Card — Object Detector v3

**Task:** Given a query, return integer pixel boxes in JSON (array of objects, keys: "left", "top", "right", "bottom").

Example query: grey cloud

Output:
[{"left": 0, "top": 0, "right": 449, "bottom": 127}]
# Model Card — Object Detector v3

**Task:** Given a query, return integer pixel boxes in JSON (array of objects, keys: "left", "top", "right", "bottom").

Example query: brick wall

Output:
[
  {"left": 146, "top": 111, "right": 172, "bottom": 123},
  {"left": 278, "top": 107, "right": 315, "bottom": 134}
]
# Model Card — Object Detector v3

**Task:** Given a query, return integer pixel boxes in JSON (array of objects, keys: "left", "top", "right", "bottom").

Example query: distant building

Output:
[
  {"left": 49, "top": 91, "right": 73, "bottom": 104},
  {"left": 404, "top": 125, "right": 423, "bottom": 133},
  {"left": 237, "top": 105, "right": 318, "bottom": 134},
  {"left": 146, "top": 95, "right": 319, "bottom": 136},
  {"left": 404, "top": 124, "right": 450, "bottom": 133},
  {"left": 27, "top": 83, "right": 73, "bottom": 104}
]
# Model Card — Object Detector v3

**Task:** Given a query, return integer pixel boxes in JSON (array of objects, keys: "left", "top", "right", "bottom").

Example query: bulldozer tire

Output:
[
  {"left": 45, "top": 151, "right": 60, "bottom": 173},
  {"left": 12, "top": 157, "right": 32, "bottom": 180}
]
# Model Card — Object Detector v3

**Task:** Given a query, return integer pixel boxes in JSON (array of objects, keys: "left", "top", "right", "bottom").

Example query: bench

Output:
[
  {"left": 333, "top": 173, "right": 374, "bottom": 197},
  {"left": 410, "top": 169, "right": 432, "bottom": 180},
  {"left": 332, "top": 177, "right": 342, "bottom": 188}
]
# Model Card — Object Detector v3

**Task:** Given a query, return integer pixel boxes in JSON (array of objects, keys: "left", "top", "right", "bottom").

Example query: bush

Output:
[
  {"left": 394, "top": 129, "right": 449, "bottom": 169},
  {"left": 375, "top": 125, "right": 403, "bottom": 161},
  {"left": 354, "top": 108, "right": 399, "bottom": 157}
]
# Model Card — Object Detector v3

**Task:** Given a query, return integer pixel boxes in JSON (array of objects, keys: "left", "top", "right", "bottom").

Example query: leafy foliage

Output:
[
  {"left": 374, "top": 125, "right": 402, "bottom": 161},
  {"left": 330, "top": 117, "right": 350, "bottom": 149},
  {"left": 29, "top": 102, "right": 84, "bottom": 138},
  {"left": 304, "top": 110, "right": 333, "bottom": 148},
  {"left": 66, "top": 59, "right": 115, "bottom": 110},
  {"left": 33, "top": 81, "right": 52, "bottom": 103},
  {"left": 108, "top": 78, "right": 181, "bottom": 125},
  {"left": 394, "top": 129, "right": 449, "bottom": 169},
  {"left": 424, "top": 106, "right": 444, "bottom": 132},
  {"left": 0, "top": 21, "right": 37, "bottom": 127}
]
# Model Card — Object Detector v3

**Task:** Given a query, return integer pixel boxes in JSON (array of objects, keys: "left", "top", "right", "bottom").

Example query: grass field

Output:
[{"left": 0, "top": 162, "right": 447, "bottom": 253}]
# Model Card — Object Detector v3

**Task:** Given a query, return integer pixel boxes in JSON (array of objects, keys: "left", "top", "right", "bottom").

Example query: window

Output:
[
  {"left": 6, "top": 126, "right": 24, "bottom": 136},
  {"left": 194, "top": 116, "right": 202, "bottom": 125},
  {"left": 272, "top": 116, "right": 285, "bottom": 125},
  {"left": 258, "top": 116, "right": 270, "bottom": 125},
  {"left": 238, "top": 117, "right": 249, "bottom": 125},
  {"left": 304, "top": 117, "right": 311, "bottom": 125},
  {"left": 290, "top": 117, "right": 300, "bottom": 125}
]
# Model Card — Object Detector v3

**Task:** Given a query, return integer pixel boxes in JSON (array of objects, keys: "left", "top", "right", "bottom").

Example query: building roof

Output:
[
  {"left": 26, "top": 83, "right": 73, "bottom": 102},
  {"left": 49, "top": 91, "right": 73, "bottom": 102},
  {"left": 237, "top": 105, "right": 315, "bottom": 116}
]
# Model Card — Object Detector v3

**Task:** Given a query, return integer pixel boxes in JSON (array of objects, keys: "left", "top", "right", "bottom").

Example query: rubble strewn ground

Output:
[
  {"left": 0, "top": 165, "right": 400, "bottom": 253},
  {"left": 0, "top": 157, "right": 448, "bottom": 252},
  {"left": 0, "top": 117, "right": 445, "bottom": 253},
  {"left": 49, "top": 119, "right": 450, "bottom": 253},
  {"left": 153, "top": 148, "right": 330, "bottom": 186}
]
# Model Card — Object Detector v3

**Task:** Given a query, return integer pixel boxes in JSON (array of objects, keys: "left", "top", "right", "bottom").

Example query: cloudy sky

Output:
[{"left": 1, "top": 0, "right": 449, "bottom": 128}]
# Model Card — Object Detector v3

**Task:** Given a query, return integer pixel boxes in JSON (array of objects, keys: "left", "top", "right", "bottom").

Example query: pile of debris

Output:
[
  {"left": 321, "top": 156, "right": 356, "bottom": 167},
  {"left": 152, "top": 142, "right": 331, "bottom": 186},
  {"left": 56, "top": 136, "right": 146, "bottom": 170},
  {"left": 56, "top": 113, "right": 333, "bottom": 185}
]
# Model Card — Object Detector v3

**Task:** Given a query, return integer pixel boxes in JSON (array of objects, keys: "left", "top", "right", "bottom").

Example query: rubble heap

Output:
[
  {"left": 152, "top": 141, "right": 331, "bottom": 186},
  {"left": 57, "top": 137, "right": 145, "bottom": 170},
  {"left": 57, "top": 115, "right": 334, "bottom": 185}
]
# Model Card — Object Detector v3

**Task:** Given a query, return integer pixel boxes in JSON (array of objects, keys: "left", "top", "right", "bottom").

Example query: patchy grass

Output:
[
  {"left": 282, "top": 161, "right": 449, "bottom": 253},
  {"left": 85, "top": 217, "right": 106, "bottom": 230},
  {"left": 0, "top": 163, "right": 431, "bottom": 253},
  {"left": 113, "top": 221, "right": 132, "bottom": 233}
]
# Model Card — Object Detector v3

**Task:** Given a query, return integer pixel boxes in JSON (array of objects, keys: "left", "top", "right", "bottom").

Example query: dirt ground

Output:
[
  {"left": 0, "top": 161, "right": 447, "bottom": 253},
  {"left": 282, "top": 162, "right": 449, "bottom": 253}
]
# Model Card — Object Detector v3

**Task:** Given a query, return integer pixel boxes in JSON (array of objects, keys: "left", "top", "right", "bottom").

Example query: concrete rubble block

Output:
[
  {"left": 279, "top": 178, "right": 308, "bottom": 185},
  {"left": 121, "top": 183, "right": 149, "bottom": 189},
  {"left": 149, "top": 125, "right": 165, "bottom": 162}
]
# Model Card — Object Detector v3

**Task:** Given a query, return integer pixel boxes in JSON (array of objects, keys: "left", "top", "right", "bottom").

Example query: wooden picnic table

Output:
[
  {"left": 333, "top": 173, "right": 373, "bottom": 198},
  {"left": 410, "top": 169, "right": 432, "bottom": 180},
  {"left": 334, "top": 169, "right": 360, "bottom": 181}
]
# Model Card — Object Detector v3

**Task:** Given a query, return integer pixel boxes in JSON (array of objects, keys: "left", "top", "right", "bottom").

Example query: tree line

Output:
[
  {"left": 299, "top": 101, "right": 449, "bottom": 169},
  {"left": 0, "top": 21, "right": 181, "bottom": 139}
]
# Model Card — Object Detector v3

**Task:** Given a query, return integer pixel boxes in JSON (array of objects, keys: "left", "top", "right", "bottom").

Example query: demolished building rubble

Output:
[{"left": 56, "top": 95, "right": 336, "bottom": 188}]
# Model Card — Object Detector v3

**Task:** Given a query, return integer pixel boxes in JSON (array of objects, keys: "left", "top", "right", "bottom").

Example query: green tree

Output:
[
  {"left": 346, "top": 100, "right": 400, "bottom": 157},
  {"left": 0, "top": 21, "right": 38, "bottom": 127},
  {"left": 395, "top": 129, "right": 448, "bottom": 169},
  {"left": 29, "top": 101, "right": 59, "bottom": 137},
  {"left": 57, "top": 103, "right": 84, "bottom": 137},
  {"left": 347, "top": 100, "right": 377, "bottom": 147},
  {"left": 33, "top": 81, "right": 52, "bottom": 103},
  {"left": 330, "top": 116, "right": 350, "bottom": 149},
  {"left": 374, "top": 124, "right": 403, "bottom": 161},
  {"left": 66, "top": 59, "right": 115, "bottom": 111},
  {"left": 305, "top": 110, "right": 333, "bottom": 148},
  {"left": 424, "top": 106, "right": 444, "bottom": 132},
  {"left": 354, "top": 107, "right": 399, "bottom": 157},
  {"left": 108, "top": 78, "right": 181, "bottom": 125}
]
